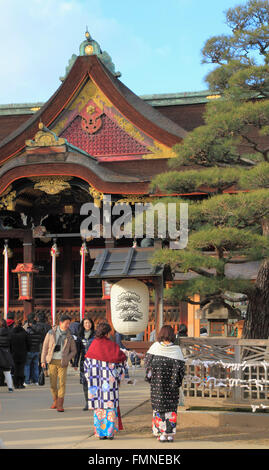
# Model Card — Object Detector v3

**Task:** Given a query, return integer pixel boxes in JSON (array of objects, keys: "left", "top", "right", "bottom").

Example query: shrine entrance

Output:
[{"left": 0, "top": 175, "right": 109, "bottom": 320}]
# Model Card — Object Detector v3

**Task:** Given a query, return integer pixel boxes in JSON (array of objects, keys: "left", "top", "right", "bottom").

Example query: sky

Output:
[{"left": 0, "top": 0, "right": 244, "bottom": 104}]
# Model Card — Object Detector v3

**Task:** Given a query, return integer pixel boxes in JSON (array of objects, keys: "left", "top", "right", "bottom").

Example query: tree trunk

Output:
[
  {"left": 242, "top": 259, "right": 269, "bottom": 339},
  {"left": 262, "top": 217, "right": 269, "bottom": 236}
]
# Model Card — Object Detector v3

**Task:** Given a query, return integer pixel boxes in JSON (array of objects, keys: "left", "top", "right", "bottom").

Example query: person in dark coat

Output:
[
  {"left": 0, "top": 319, "right": 14, "bottom": 392},
  {"left": 69, "top": 319, "right": 80, "bottom": 367},
  {"left": 36, "top": 312, "right": 51, "bottom": 376},
  {"left": 144, "top": 325, "right": 185, "bottom": 443},
  {"left": 36, "top": 313, "right": 51, "bottom": 344},
  {"left": 74, "top": 317, "right": 95, "bottom": 410},
  {"left": 10, "top": 321, "right": 30, "bottom": 389},
  {"left": 0, "top": 313, "right": 15, "bottom": 386},
  {"left": 175, "top": 323, "right": 188, "bottom": 346},
  {"left": 24, "top": 314, "right": 43, "bottom": 386},
  {"left": 6, "top": 312, "right": 15, "bottom": 330}
]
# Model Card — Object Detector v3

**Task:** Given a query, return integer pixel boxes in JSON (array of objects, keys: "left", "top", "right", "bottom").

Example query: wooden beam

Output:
[
  {"left": 0, "top": 229, "right": 25, "bottom": 239},
  {"left": 154, "top": 276, "right": 163, "bottom": 336}
]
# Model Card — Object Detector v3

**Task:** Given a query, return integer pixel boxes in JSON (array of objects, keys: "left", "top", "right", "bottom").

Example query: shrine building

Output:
[{"left": 0, "top": 31, "right": 257, "bottom": 338}]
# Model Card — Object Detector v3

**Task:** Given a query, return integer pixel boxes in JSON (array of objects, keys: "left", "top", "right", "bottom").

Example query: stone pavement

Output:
[
  {"left": 1, "top": 366, "right": 269, "bottom": 450},
  {"left": 0, "top": 366, "right": 150, "bottom": 449}
]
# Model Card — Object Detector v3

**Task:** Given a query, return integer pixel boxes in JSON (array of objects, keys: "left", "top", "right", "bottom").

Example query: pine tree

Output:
[{"left": 150, "top": 0, "right": 269, "bottom": 338}]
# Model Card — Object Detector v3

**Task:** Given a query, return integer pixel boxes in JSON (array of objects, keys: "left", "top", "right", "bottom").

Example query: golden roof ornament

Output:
[
  {"left": 89, "top": 184, "right": 104, "bottom": 208},
  {"left": 31, "top": 176, "right": 72, "bottom": 195},
  {"left": 0, "top": 186, "right": 16, "bottom": 211},
  {"left": 26, "top": 122, "right": 66, "bottom": 148}
]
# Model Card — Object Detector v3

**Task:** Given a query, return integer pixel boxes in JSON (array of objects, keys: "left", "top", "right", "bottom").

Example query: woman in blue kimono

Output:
[{"left": 84, "top": 322, "right": 126, "bottom": 440}]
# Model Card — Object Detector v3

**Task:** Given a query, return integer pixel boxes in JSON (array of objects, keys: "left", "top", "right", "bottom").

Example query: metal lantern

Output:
[
  {"left": 12, "top": 263, "right": 39, "bottom": 300},
  {"left": 110, "top": 278, "right": 149, "bottom": 335}
]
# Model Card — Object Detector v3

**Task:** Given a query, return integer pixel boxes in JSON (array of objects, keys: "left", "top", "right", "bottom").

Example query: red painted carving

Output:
[
  {"left": 61, "top": 115, "right": 151, "bottom": 158},
  {"left": 80, "top": 104, "right": 103, "bottom": 135}
]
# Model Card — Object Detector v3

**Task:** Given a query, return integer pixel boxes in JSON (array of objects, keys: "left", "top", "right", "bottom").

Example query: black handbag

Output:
[{"left": 38, "top": 368, "right": 45, "bottom": 386}]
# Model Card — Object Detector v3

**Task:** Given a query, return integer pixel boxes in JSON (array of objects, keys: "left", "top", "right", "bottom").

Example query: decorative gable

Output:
[
  {"left": 60, "top": 113, "right": 151, "bottom": 160},
  {"left": 51, "top": 78, "right": 176, "bottom": 162}
]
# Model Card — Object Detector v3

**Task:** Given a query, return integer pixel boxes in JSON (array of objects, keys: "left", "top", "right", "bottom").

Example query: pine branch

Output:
[{"left": 189, "top": 268, "right": 215, "bottom": 278}]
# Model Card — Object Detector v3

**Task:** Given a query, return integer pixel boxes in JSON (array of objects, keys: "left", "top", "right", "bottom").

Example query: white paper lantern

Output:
[{"left": 111, "top": 278, "right": 149, "bottom": 335}]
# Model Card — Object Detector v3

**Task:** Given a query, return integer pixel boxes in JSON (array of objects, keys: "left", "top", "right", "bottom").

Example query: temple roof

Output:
[
  {"left": 0, "top": 54, "right": 187, "bottom": 165},
  {"left": 89, "top": 247, "right": 164, "bottom": 279}
]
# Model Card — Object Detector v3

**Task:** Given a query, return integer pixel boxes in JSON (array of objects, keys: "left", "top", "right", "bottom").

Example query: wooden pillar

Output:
[
  {"left": 154, "top": 276, "right": 163, "bottom": 336},
  {"left": 105, "top": 237, "right": 115, "bottom": 249},
  {"left": 23, "top": 230, "right": 34, "bottom": 320},
  {"left": 187, "top": 294, "right": 201, "bottom": 337},
  {"left": 179, "top": 301, "right": 188, "bottom": 327},
  {"left": 105, "top": 298, "right": 114, "bottom": 336}
]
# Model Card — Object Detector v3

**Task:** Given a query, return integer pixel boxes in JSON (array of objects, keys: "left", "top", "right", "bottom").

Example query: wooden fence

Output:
[
  {"left": 179, "top": 337, "right": 269, "bottom": 405},
  {"left": 124, "top": 337, "right": 269, "bottom": 407}
]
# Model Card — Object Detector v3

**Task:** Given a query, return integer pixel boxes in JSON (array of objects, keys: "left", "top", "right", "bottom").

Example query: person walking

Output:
[
  {"left": 0, "top": 319, "right": 14, "bottom": 392},
  {"left": 84, "top": 322, "right": 126, "bottom": 440},
  {"left": 74, "top": 317, "right": 95, "bottom": 410},
  {"left": 144, "top": 325, "right": 185, "bottom": 443},
  {"left": 10, "top": 320, "right": 30, "bottom": 389},
  {"left": 41, "top": 315, "right": 77, "bottom": 412},
  {"left": 24, "top": 314, "right": 43, "bottom": 386}
]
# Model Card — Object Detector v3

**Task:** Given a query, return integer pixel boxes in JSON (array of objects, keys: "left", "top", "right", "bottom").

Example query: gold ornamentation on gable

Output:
[
  {"left": 26, "top": 123, "right": 66, "bottom": 148},
  {"left": 81, "top": 104, "right": 103, "bottom": 135},
  {"left": 31, "top": 176, "right": 72, "bottom": 195},
  {"left": 89, "top": 184, "right": 103, "bottom": 208},
  {"left": 142, "top": 141, "right": 177, "bottom": 159},
  {"left": 50, "top": 78, "right": 176, "bottom": 159},
  {"left": 0, "top": 187, "right": 16, "bottom": 211},
  {"left": 115, "top": 195, "right": 153, "bottom": 205}
]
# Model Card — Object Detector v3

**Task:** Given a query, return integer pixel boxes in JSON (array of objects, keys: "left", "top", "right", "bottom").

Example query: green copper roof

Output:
[
  {"left": 0, "top": 102, "right": 43, "bottom": 115},
  {"left": 0, "top": 91, "right": 220, "bottom": 116},
  {"left": 141, "top": 90, "right": 221, "bottom": 106}
]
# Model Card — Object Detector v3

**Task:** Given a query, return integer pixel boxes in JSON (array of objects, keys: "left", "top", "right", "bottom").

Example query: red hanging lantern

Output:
[{"left": 12, "top": 263, "right": 39, "bottom": 300}]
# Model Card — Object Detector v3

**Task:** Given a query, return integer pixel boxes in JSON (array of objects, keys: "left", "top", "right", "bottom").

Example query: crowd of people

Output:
[
  {"left": 0, "top": 312, "right": 51, "bottom": 391},
  {"left": 0, "top": 313, "right": 188, "bottom": 443}
]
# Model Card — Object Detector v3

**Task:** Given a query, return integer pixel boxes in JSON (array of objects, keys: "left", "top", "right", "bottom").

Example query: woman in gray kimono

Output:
[{"left": 145, "top": 324, "right": 185, "bottom": 442}]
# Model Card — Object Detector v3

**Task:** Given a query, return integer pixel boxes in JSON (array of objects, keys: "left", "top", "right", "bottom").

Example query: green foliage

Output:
[
  {"left": 150, "top": 166, "right": 242, "bottom": 193},
  {"left": 194, "top": 189, "right": 269, "bottom": 231},
  {"left": 149, "top": 0, "right": 269, "bottom": 310},
  {"left": 151, "top": 248, "right": 225, "bottom": 273},
  {"left": 239, "top": 162, "right": 269, "bottom": 188},
  {"left": 170, "top": 125, "right": 241, "bottom": 167},
  {"left": 169, "top": 98, "right": 269, "bottom": 167},
  {"left": 163, "top": 277, "right": 253, "bottom": 302},
  {"left": 188, "top": 226, "right": 269, "bottom": 258}
]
